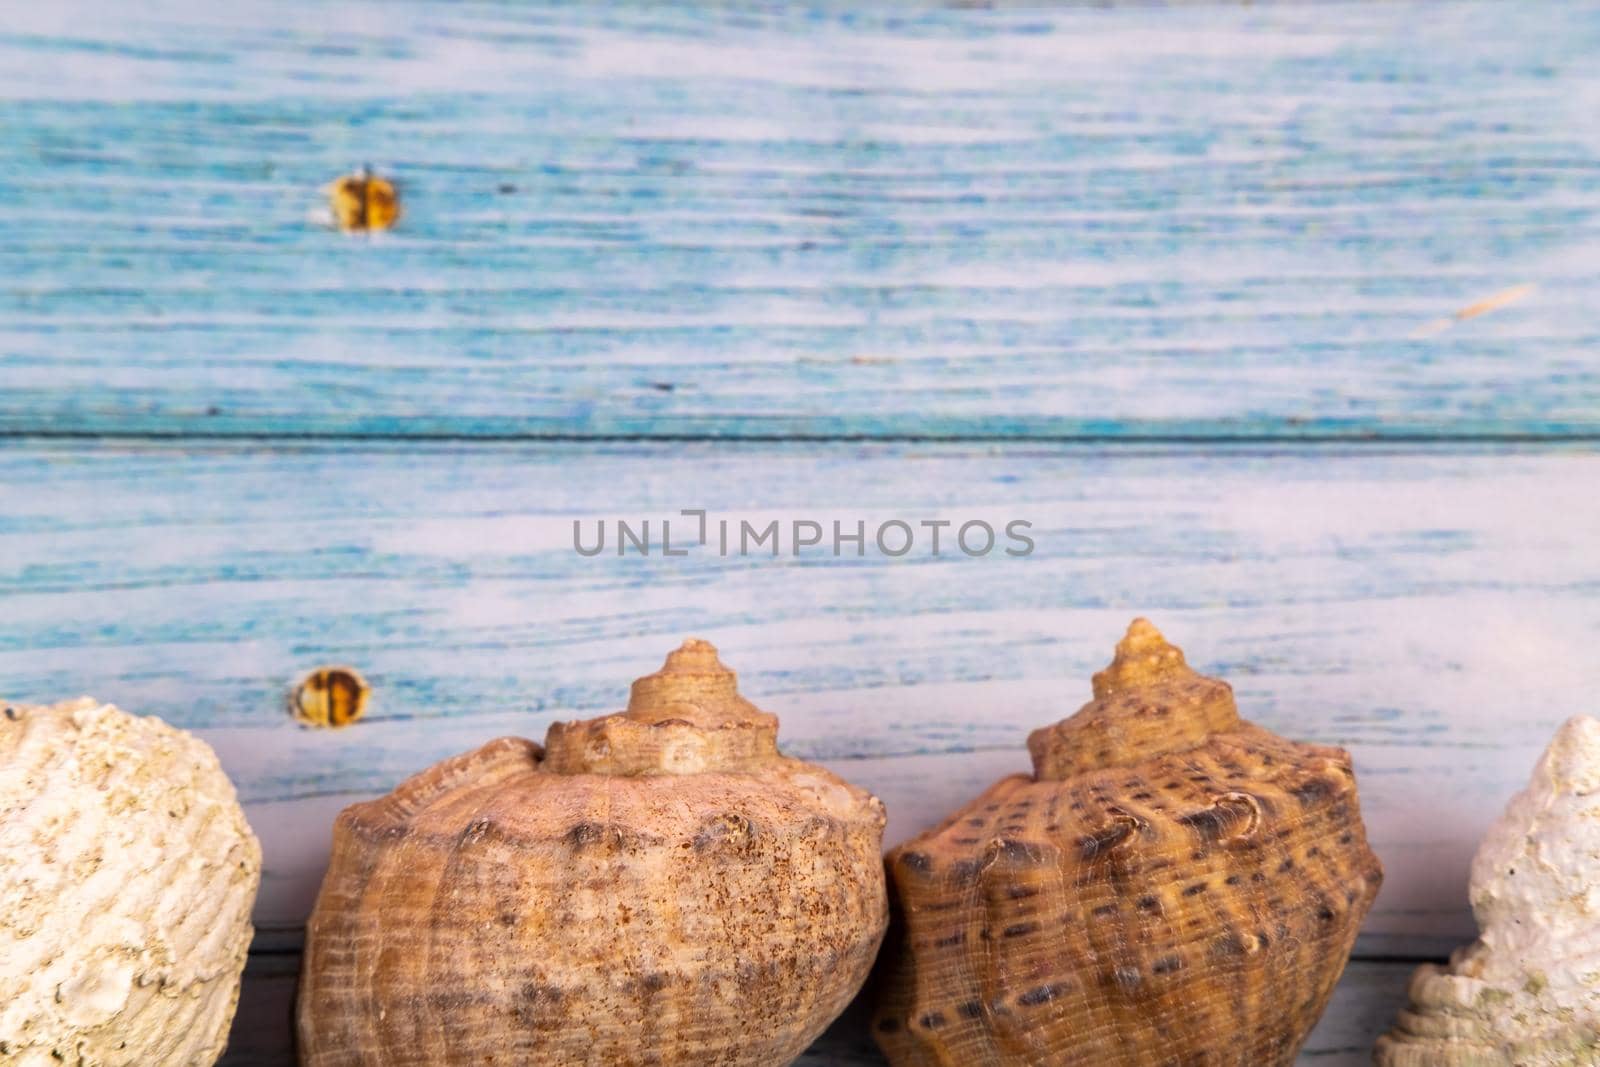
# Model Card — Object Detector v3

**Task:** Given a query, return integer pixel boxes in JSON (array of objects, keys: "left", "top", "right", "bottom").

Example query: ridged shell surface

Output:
[
  {"left": 298, "top": 639, "right": 888, "bottom": 1067},
  {"left": 873, "top": 619, "right": 1383, "bottom": 1067},
  {"left": 1375, "top": 716, "right": 1600, "bottom": 1067},
  {"left": 0, "top": 698, "right": 261, "bottom": 1067}
]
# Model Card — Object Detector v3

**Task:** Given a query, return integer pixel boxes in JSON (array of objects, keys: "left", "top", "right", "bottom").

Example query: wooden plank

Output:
[
  {"left": 221, "top": 952, "right": 1415, "bottom": 1065},
  {"left": 3, "top": 2, "right": 1598, "bottom": 439},
  {"left": 3, "top": 440, "right": 1596, "bottom": 955},
  {"left": 221, "top": 954, "right": 297, "bottom": 1067}
]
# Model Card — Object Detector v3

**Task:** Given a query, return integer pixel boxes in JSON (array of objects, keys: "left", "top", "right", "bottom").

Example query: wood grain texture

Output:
[
  {"left": 3, "top": 440, "right": 1596, "bottom": 955},
  {"left": 220, "top": 952, "right": 1414, "bottom": 1066},
  {"left": 6, "top": 3, "right": 1593, "bottom": 1062},
  {"left": 3, "top": 1, "right": 1599, "bottom": 439}
]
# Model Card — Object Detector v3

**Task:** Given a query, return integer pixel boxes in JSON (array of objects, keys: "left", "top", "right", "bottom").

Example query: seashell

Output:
[
  {"left": 1375, "top": 716, "right": 1600, "bottom": 1066},
  {"left": 298, "top": 638, "right": 889, "bottom": 1067},
  {"left": 0, "top": 698, "right": 261, "bottom": 1066},
  {"left": 872, "top": 618, "right": 1383, "bottom": 1067},
  {"left": 325, "top": 169, "right": 400, "bottom": 231}
]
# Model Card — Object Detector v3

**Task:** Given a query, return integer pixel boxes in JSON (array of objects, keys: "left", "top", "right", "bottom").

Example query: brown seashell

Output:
[
  {"left": 872, "top": 618, "right": 1383, "bottom": 1067},
  {"left": 326, "top": 169, "right": 400, "bottom": 231},
  {"left": 297, "top": 638, "right": 888, "bottom": 1067}
]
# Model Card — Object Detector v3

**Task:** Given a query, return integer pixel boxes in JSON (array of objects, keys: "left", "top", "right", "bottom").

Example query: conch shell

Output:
[
  {"left": 0, "top": 698, "right": 261, "bottom": 1066},
  {"left": 298, "top": 639, "right": 889, "bottom": 1066},
  {"left": 1375, "top": 716, "right": 1600, "bottom": 1066},
  {"left": 873, "top": 619, "right": 1383, "bottom": 1066}
]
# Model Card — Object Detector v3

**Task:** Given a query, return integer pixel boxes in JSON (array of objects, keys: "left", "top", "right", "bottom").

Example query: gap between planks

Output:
[{"left": 7, "top": 429, "right": 1600, "bottom": 445}]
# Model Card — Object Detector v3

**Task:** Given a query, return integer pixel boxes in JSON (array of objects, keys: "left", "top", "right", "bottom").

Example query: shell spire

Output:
[
  {"left": 543, "top": 639, "right": 780, "bottom": 775},
  {"left": 625, "top": 638, "right": 766, "bottom": 727},
  {"left": 1028, "top": 618, "right": 1240, "bottom": 780},
  {"left": 1090, "top": 616, "right": 1194, "bottom": 696}
]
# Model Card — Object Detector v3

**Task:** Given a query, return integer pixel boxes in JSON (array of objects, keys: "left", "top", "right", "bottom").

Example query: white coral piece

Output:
[
  {"left": 1376, "top": 716, "right": 1600, "bottom": 1066},
  {"left": 0, "top": 699, "right": 260, "bottom": 1066}
]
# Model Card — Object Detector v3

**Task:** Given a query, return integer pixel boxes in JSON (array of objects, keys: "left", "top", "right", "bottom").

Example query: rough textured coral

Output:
[
  {"left": 298, "top": 639, "right": 888, "bottom": 1067},
  {"left": 0, "top": 698, "right": 261, "bottom": 1067},
  {"left": 873, "top": 618, "right": 1383, "bottom": 1067},
  {"left": 1376, "top": 716, "right": 1600, "bottom": 1067}
]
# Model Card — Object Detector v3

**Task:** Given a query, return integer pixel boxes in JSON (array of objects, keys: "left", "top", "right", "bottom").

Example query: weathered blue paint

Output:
[
  {"left": 3, "top": 439, "right": 1598, "bottom": 957},
  {"left": 2, "top": 1, "right": 1598, "bottom": 439},
  {"left": 3, "top": 2, "right": 1595, "bottom": 1058}
]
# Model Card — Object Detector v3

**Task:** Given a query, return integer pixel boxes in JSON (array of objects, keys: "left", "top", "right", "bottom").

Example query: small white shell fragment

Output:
[
  {"left": 0, "top": 698, "right": 261, "bottom": 1067},
  {"left": 1376, "top": 716, "right": 1600, "bottom": 1065}
]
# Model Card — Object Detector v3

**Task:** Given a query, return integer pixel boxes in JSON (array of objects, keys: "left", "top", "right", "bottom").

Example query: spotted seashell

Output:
[{"left": 873, "top": 619, "right": 1382, "bottom": 1067}]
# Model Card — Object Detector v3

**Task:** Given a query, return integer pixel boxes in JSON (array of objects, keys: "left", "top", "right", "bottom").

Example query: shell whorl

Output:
[
  {"left": 542, "top": 639, "right": 780, "bottom": 775},
  {"left": 1028, "top": 618, "right": 1240, "bottom": 779}
]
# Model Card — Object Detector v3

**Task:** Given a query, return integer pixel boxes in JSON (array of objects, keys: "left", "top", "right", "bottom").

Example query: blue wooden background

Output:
[{"left": 3, "top": 2, "right": 1599, "bottom": 1062}]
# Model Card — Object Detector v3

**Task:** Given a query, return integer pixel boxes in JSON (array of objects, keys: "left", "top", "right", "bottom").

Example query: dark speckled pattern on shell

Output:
[{"left": 872, "top": 619, "right": 1383, "bottom": 1067}]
